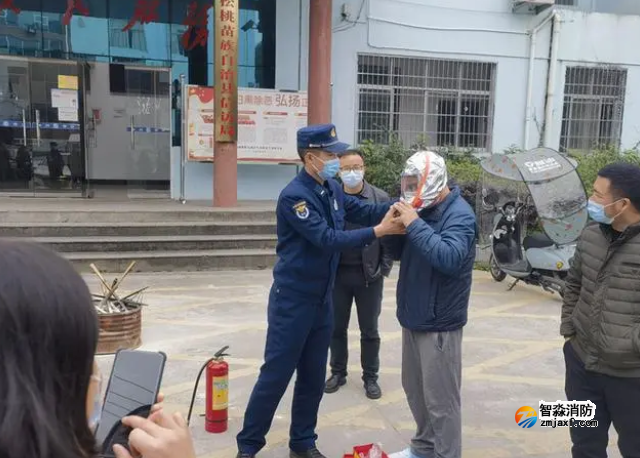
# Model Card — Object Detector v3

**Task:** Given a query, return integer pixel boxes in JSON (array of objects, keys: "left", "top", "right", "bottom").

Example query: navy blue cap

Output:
[{"left": 297, "top": 123, "right": 350, "bottom": 153}]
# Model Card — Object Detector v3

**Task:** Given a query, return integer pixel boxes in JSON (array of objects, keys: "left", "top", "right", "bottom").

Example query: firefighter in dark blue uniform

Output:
[{"left": 236, "top": 124, "right": 404, "bottom": 458}]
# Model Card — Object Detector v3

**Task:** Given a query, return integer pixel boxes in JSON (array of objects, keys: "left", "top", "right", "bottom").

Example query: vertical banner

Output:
[{"left": 214, "top": 0, "right": 239, "bottom": 142}]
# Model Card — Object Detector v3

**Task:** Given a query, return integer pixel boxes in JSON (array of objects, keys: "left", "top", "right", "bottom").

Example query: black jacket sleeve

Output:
[{"left": 560, "top": 238, "right": 583, "bottom": 337}]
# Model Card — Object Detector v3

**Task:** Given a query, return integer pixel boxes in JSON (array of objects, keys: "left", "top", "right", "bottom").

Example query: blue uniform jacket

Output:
[
  {"left": 272, "top": 170, "right": 392, "bottom": 304},
  {"left": 390, "top": 186, "right": 477, "bottom": 332}
]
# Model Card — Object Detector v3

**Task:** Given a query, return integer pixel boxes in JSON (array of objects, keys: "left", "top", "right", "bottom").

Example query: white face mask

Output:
[
  {"left": 340, "top": 170, "right": 364, "bottom": 189},
  {"left": 87, "top": 374, "right": 103, "bottom": 432}
]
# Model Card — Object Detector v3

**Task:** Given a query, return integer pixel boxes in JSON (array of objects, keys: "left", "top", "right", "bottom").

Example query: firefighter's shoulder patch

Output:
[{"left": 292, "top": 200, "right": 310, "bottom": 220}]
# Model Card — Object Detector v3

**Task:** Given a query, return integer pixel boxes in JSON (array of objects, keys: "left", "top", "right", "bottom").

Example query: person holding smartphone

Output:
[{"left": 0, "top": 240, "right": 196, "bottom": 458}]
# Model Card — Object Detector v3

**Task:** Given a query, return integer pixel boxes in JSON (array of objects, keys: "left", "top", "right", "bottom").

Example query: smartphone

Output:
[{"left": 95, "top": 350, "right": 167, "bottom": 446}]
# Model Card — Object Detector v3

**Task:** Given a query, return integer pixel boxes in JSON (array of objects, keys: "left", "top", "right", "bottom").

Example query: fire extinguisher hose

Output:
[
  {"left": 186, "top": 357, "right": 214, "bottom": 426},
  {"left": 186, "top": 345, "right": 230, "bottom": 426}
]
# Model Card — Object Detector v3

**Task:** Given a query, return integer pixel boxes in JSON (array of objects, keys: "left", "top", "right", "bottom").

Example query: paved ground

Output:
[{"left": 90, "top": 269, "right": 622, "bottom": 458}]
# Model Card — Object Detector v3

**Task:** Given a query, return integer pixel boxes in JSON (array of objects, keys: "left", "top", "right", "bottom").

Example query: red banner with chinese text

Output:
[{"left": 214, "top": 0, "right": 239, "bottom": 142}]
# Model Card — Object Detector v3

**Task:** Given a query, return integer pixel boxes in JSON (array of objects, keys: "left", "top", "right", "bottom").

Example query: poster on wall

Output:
[
  {"left": 58, "top": 75, "right": 78, "bottom": 90},
  {"left": 185, "top": 85, "right": 307, "bottom": 163},
  {"left": 186, "top": 86, "right": 215, "bottom": 161}
]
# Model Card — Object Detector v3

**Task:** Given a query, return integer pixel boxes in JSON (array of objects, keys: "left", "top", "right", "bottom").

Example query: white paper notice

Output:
[
  {"left": 58, "top": 107, "right": 78, "bottom": 122},
  {"left": 51, "top": 89, "right": 78, "bottom": 109}
]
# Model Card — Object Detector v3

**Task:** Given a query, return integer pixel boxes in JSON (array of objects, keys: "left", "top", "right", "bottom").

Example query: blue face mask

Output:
[
  {"left": 88, "top": 374, "right": 103, "bottom": 433},
  {"left": 587, "top": 200, "right": 613, "bottom": 225},
  {"left": 314, "top": 157, "right": 340, "bottom": 181},
  {"left": 340, "top": 170, "right": 364, "bottom": 189}
]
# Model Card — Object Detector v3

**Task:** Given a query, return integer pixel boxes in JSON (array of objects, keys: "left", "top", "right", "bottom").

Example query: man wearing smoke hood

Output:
[{"left": 387, "top": 151, "right": 477, "bottom": 458}]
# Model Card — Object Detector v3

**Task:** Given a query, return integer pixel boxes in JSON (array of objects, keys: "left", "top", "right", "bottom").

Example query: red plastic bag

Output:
[{"left": 344, "top": 444, "right": 388, "bottom": 458}]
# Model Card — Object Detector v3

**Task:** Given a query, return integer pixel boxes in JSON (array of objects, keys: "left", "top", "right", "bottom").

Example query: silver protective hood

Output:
[{"left": 402, "top": 150, "right": 448, "bottom": 209}]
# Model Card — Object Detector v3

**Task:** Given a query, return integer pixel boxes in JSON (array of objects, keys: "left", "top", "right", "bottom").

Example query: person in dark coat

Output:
[
  {"left": 325, "top": 149, "right": 394, "bottom": 400},
  {"left": 387, "top": 151, "right": 477, "bottom": 458},
  {"left": 561, "top": 162, "right": 640, "bottom": 458}
]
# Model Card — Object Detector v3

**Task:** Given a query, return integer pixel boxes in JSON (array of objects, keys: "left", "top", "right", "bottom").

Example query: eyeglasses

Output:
[{"left": 340, "top": 166, "right": 364, "bottom": 173}]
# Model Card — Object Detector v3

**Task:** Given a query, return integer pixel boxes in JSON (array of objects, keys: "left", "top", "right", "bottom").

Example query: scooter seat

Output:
[{"left": 523, "top": 233, "right": 555, "bottom": 250}]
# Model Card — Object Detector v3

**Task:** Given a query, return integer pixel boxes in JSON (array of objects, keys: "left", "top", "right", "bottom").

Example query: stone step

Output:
[
  {"left": 31, "top": 234, "right": 278, "bottom": 252},
  {"left": 0, "top": 221, "right": 276, "bottom": 237},
  {"left": 0, "top": 209, "right": 276, "bottom": 224},
  {"left": 65, "top": 249, "right": 277, "bottom": 273}
]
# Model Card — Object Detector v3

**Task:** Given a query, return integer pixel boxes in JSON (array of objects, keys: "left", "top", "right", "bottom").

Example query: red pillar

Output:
[
  {"left": 308, "top": 0, "right": 332, "bottom": 125},
  {"left": 213, "top": 0, "right": 239, "bottom": 207},
  {"left": 213, "top": 143, "right": 237, "bottom": 207}
]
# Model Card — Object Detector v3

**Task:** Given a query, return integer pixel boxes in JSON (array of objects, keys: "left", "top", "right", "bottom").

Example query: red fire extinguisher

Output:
[
  {"left": 186, "top": 346, "right": 230, "bottom": 434},
  {"left": 205, "top": 346, "right": 230, "bottom": 433}
]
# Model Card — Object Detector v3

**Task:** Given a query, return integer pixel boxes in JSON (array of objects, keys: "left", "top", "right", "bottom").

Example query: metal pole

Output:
[
  {"left": 330, "top": 82, "right": 333, "bottom": 121},
  {"left": 543, "top": 14, "right": 561, "bottom": 148},
  {"left": 179, "top": 73, "right": 187, "bottom": 204}
]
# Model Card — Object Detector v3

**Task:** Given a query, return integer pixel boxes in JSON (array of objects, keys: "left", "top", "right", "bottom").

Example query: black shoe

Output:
[
  {"left": 236, "top": 453, "right": 255, "bottom": 458},
  {"left": 324, "top": 374, "right": 346, "bottom": 394},
  {"left": 364, "top": 380, "right": 382, "bottom": 400},
  {"left": 290, "top": 447, "right": 327, "bottom": 458}
]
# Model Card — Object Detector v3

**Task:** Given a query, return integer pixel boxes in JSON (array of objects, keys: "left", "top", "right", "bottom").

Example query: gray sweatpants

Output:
[{"left": 402, "top": 328, "right": 463, "bottom": 458}]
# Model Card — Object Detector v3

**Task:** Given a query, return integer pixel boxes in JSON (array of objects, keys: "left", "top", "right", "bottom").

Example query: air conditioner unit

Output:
[{"left": 513, "top": 0, "right": 554, "bottom": 13}]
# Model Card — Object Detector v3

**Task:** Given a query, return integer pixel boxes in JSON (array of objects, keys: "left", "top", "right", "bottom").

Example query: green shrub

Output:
[
  {"left": 570, "top": 146, "right": 640, "bottom": 195},
  {"left": 361, "top": 139, "right": 640, "bottom": 207},
  {"left": 360, "top": 136, "right": 412, "bottom": 197}
]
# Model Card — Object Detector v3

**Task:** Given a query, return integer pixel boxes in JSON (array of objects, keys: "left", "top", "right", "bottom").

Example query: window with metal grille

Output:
[
  {"left": 555, "top": 0, "right": 576, "bottom": 6},
  {"left": 560, "top": 67, "right": 627, "bottom": 153},
  {"left": 356, "top": 55, "right": 495, "bottom": 149}
]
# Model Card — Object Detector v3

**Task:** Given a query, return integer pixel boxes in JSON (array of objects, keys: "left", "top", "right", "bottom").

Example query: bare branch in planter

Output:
[{"left": 90, "top": 263, "right": 147, "bottom": 316}]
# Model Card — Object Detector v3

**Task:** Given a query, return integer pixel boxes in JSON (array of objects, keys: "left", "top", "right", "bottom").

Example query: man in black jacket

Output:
[
  {"left": 561, "top": 162, "right": 640, "bottom": 458},
  {"left": 324, "top": 150, "right": 393, "bottom": 399}
]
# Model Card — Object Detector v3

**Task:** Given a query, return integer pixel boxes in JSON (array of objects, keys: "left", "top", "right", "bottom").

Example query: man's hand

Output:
[
  {"left": 374, "top": 207, "right": 406, "bottom": 237},
  {"left": 393, "top": 201, "right": 420, "bottom": 227}
]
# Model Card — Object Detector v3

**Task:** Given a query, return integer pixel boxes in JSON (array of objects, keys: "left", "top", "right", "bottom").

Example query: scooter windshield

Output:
[
  {"left": 484, "top": 148, "right": 589, "bottom": 245},
  {"left": 526, "top": 175, "right": 588, "bottom": 245}
]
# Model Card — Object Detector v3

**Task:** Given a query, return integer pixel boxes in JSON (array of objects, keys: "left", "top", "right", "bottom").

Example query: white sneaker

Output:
[{"left": 388, "top": 449, "right": 419, "bottom": 458}]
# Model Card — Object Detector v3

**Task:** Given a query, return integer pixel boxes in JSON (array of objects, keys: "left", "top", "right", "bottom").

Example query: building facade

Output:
[
  {"left": 0, "top": 0, "right": 285, "bottom": 200},
  {"left": 330, "top": 0, "right": 640, "bottom": 157},
  {"left": 1, "top": 0, "right": 639, "bottom": 202}
]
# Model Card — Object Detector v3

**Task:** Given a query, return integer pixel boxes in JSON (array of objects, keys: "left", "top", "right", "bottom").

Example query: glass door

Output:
[
  {"left": 125, "top": 67, "right": 171, "bottom": 198},
  {"left": 0, "top": 58, "right": 84, "bottom": 196},
  {"left": 0, "top": 59, "right": 33, "bottom": 195},
  {"left": 29, "top": 61, "right": 83, "bottom": 196}
]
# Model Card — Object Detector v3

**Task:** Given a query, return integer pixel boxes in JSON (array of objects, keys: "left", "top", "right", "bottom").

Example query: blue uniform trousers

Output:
[{"left": 237, "top": 285, "right": 333, "bottom": 455}]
